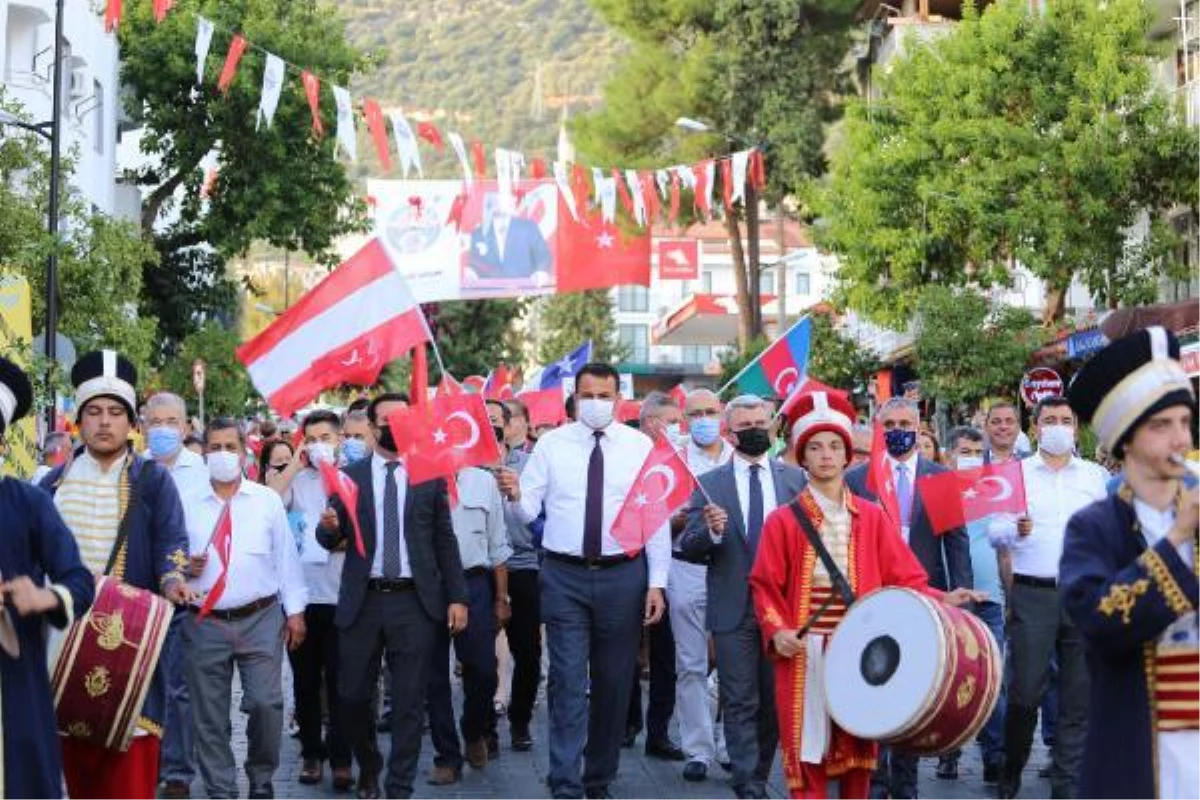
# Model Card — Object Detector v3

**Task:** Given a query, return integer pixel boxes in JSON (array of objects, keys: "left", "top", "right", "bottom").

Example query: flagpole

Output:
[
  {"left": 670, "top": 445, "right": 716, "bottom": 506},
  {"left": 716, "top": 314, "right": 811, "bottom": 397}
]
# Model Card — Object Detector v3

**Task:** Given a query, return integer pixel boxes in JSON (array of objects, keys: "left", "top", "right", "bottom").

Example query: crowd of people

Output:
[{"left": 0, "top": 326, "right": 1196, "bottom": 800}]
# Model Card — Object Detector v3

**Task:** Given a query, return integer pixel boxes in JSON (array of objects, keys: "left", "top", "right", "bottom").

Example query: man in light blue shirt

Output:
[{"left": 941, "top": 425, "right": 1007, "bottom": 784}]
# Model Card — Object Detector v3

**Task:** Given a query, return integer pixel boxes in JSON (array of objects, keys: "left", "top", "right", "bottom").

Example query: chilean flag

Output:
[
  {"left": 538, "top": 340, "right": 592, "bottom": 390},
  {"left": 237, "top": 239, "right": 430, "bottom": 416},
  {"left": 729, "top": 316, "right": 811, "bottom": 398}
]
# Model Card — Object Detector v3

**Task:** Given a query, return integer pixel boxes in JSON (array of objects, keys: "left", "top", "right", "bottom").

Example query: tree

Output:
[
  {"left": 808, "top": 312, "right": 880, "bottom": 395},
  {"left": 142, "top": 223, "right": 239, "bottom": 357},
  {"left": 574, "top": 0, "right": 857, "bottom": 349},
  {"left": 430, "top": 300, "right": 528, "bottom": 379},
  {"left": 156, "top": 323, "right": 261, "bottom": 418},
  {"left": 538, "top": 291, "right": 625, "bottom": 365},
  {"left": 912, "top": 286, "right": 1038, "bottom": 408},
  {"left": 815, "top": 0, "right": 1199, "bottom": 329},
  {"left": 118, "top": 0, "right": 371, "bottom": 353}
]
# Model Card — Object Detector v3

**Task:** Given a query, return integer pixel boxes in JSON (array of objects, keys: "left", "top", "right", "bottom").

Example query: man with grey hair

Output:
[
  {"left": 845, "top": 396, "right": 972, "bottom": 799},
  {"left": 627, "top": 389, "right": 686, "bottom": 760},
  {"left": 144, "top": 391, "right": 210, "bottom": 799},
  {"left": 679, "top": 394, "right": 807, "bottom": 799},
  {"left": 671, "top": 387, "right": 734, "bottom": 782}
]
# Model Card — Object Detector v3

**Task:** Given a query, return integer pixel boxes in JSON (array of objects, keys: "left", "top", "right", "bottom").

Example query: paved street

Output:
[{"left": 215, "top": 666, "right": 1053, "bottom": 799}]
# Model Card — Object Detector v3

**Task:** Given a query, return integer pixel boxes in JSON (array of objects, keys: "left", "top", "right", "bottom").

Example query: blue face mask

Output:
[
  {"left": 147, "top": 426, "right": 182, "bottom": 460},
  {"left": 341, "top": 437, "right": 370, "bottom": 465},
  {"left": 690, "top": 417, "right": 722, "bottom": 447},
  {"left": 884, "top": 428, "right": 917, "bottom": 458}
]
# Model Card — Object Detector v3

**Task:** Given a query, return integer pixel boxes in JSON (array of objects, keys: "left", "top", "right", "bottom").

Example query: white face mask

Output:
[
  {"left": 665, "top": 423, "right": 683, "bottom": 443},
  {"left": 1038, "top": 424, "right": 1075, "bottom": 456},
  {"left": 956, "top": 455, "right": 984, "bottom": 471},
  {"left": 206, "top": 450, "right": 243, "bottom": 483},
  {"left": 307, "top": 441, "right": 335, "bottom": 466},
  {"left": 578, "top": 398, "right": 615, "bottom": 430}
]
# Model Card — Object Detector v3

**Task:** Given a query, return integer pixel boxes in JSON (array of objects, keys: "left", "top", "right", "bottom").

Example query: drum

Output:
[
  {"left": 51, "top": 576, "right": 173, "bottom": 751},
  {"left": 824, "top": 587, "right": 1002, "bottom": 756}
]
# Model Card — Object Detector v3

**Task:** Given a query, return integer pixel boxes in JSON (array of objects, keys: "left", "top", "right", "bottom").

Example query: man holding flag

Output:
[{"left": 180, "top": 417, "right": 308, "bottom": 800}]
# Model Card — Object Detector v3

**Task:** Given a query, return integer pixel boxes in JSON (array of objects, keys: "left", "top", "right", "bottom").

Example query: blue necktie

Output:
[
  {"left": 583, "top": 431, "right": 604, "bottom": 558},
  {"left": 382, "top": 462, "right": 402, "bottom": 578},
  {"left": 747, "top": 464, "right": 764, "bottom": 553},
  {"left": 896, "top": 462, "right": 913, "bottom": 528}
]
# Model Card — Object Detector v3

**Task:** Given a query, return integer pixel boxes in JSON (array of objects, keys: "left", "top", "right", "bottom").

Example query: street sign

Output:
[
  {"left": 1020, "top": 367, "right": 1063, "bottom": 407},
  {"left": 192, "top": 359, "right": 206, "bottom": 393}
]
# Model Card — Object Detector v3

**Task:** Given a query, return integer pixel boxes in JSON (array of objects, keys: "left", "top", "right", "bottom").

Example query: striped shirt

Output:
[{"left": 54, "top": 451, "right": 127, "bottom": 573}]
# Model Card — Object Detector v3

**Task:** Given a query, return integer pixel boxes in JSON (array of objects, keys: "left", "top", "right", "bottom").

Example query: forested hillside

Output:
[{"left": 342, "top": 0, "right": 624, "bottom": 177}]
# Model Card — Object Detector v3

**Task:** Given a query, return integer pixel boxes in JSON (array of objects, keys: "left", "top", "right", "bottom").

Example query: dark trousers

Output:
[
  {"left": 713, "top": 606, "right": 777, "bottom": 796},
  {"left": 626, "top": 603, "right": 676, "bottom": 741},
  {"left": 1004, "top": 581, "right": 1089, "bottom": 798},
  {"left": 428, "top": 572, "right": 498, "bottom": 768},
  {"left": 506, "top": 569, "right": 542, "bottom": 732},
  {"left": 289, "top": 604, "right": 351, "bottom": 769},
  {"left": 542, "top": 555, "right": 646, "bottom": 798},
  {"left": 159, "top": 610, "right": 195, "bottom": 784},
  {"left": 339, "top": 589, "right": 437, "bottom": 798}
]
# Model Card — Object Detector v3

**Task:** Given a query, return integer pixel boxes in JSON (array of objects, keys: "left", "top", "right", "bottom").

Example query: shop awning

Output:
[{"left": 652, "top": 293, "right": 777, "bottom": 347}]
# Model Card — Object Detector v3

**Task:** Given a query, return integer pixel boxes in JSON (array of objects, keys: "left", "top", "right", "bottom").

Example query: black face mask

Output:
[
  {"left": 734, "top": 427, "right": 772, "bottom": 458},
  {"left": 493, "top": 426, "right": 507, "bottom": 445},
  {"left": 377, "top": 425, "right": 397, "bottom": 453}
]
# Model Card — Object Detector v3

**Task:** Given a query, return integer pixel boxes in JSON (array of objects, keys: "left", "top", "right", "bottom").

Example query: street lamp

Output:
[{"left": 0, "top": 0, "right": 66, "bottom": 437}]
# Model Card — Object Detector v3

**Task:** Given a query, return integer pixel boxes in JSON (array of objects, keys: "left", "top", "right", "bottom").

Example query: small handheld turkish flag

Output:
[
  {"left": 917, "top": 460, "right": 1027, "bottom": 535},
  {"left": 865, "top": 423, "right": 901, "bottom": 530},
  {"left": 611, "top": 437, "right": 697, "bottom": 556},
  {"left": 318, "top": 460, "right": 366, "bottom": 558},
  {"left": 388, "top": 393, "right": 501, "bottom": 484},
  {"left": 196, "top": 502, "right": 233, "bottom": 621}
]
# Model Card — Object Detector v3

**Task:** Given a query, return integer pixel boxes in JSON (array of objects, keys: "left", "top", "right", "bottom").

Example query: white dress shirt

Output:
[
  {"left": 987, "top": 453, "right": 1108, "bottom": 578},
  {"left": 285, "top": 468, "right": 345, "bottom": 605},
  {"left": 370, "top": 452, "right": 412, "bottom": 579},
  {"left": 732, "top": 453, "right": 778, "bottom": 536},
  {"left": 511, "top": 420, "right": 671, "bottom": 588},
  {"left": 161, "top": 445, "right": 210, "bottom": 499},
  {"left": 183, "top": 478, "right": 308, "bottom": 615},
  {"left": 886, "top": 451, "right": 920, "bottom": 543},
  {"left": 685, "top": 438, "right": 734, "bottom": 476}
]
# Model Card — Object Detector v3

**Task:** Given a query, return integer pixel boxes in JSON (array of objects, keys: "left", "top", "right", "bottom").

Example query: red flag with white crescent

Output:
[
  {"left": 611, "top": 436, "right": 697, "bottom": 556},
  {"left": 196, "top": 502, "right": 233, "bottom": 621},
  {"left": 388, "top": 394, "right": 501, "bottom": 484},
  {"left": 916, "top": 459, "right": 1027, "bottom": 535},
  {"left": 865, "top": 423, "right": 901, "bottom": 530},
  {"left": 318, "top": 460, "right": 366, "bottom": 557}
]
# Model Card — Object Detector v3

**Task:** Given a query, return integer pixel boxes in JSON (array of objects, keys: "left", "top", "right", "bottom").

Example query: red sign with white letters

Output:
[{"left": 658, "top": 240, "right": 699, "bottom": 280}]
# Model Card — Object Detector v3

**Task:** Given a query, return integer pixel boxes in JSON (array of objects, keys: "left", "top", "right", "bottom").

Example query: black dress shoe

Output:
[
  {"left": 983, "top": 761, "right": 1002, "bottom": 784},
  {"left": 248, "top": 785, "right": 274, "bottom": 800},
  {"left": 584, "top": 786, "right": 612, "bottom": 799},
  {"left": 683, "top": 761, "right": 707, "bottom": 782},
  {"left": 512, "top": 727, "right": 533, "bottom": 751},
  {"left": 936, "top": 755, "right": 959, "bottom": 780},
  {"left": 356, "top": 775, "right": 381, "bottom": 800},
  {"left": 622, "top": 725, "right": 641, "bottom": 748},
  {"left": 645, "top": 737, "right": 685, "bottom": 761}
]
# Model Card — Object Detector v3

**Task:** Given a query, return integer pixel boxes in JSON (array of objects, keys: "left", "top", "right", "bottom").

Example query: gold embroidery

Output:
[
  {"left": 955, "top": 674, "right": 977, "bottom": 709},
  {"left": 66, "top": 721, "right": 93, "bottom": 738},
  {"left": 1140, "top": 548, "right": 1193, "bottom": 617},
  {"left": 90, "top": 610, "right": 131, "bottom": 651},
  {"left": 958, "top": 625, "right": 980, "bottom": 661},
  {"left": 169, "top": 549, "right": 189, "bottom": 571},
  {"left": 915, "top": 731, "right": 941, "bottom": 749},
  {"left": 1098, "top": 579, "right": 1150, "bottom": 624},
  {"left": 84, "top": 665, "right": 112, "bottom": 698},
  {"left": 137, "top": 716, "right": 163, "bottom": 738}
]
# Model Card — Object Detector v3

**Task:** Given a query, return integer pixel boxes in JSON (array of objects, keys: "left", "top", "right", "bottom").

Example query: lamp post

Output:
[
  {"left": 0, "top": 0, "right": 65, "bottom": 437},
  {"left": 675, "top": 117, "right": 767, "bottom": 340}
]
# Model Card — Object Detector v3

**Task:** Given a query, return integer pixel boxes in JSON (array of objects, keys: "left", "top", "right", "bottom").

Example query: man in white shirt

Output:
[
  {"left": 180, "top": 417, "right": 308, "bottom": 800},
  {"left": 670, "top": 388, "right": 733, "bottom": 782},
  {"left": 495, "top": 363, "right": 668, "bottom": 800},
  {"left": 988, "top": 396, "right": 1108, "bottom": 799},
  {"left": 144, "top": 392, "right": 210, "bottom": 799}
]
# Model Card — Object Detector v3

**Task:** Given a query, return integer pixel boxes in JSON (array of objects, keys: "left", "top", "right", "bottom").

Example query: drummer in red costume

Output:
[{"left": 746, "top": 391, "right": 983, "bottom": 798}]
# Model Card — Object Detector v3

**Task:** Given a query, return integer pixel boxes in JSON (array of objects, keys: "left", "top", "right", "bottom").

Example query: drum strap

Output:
[
  {"left": 104, "top": 458, "right": 152, "bottom": 577},
  {"left": 788, "top": 500, "right": 856, "bottom": 608}
]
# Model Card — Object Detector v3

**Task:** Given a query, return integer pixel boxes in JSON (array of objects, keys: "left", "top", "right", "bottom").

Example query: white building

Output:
[{"left": 0, "top": 0, "right": 134, "bottom": 219}]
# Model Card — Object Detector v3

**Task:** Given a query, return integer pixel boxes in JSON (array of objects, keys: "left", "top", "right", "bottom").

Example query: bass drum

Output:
[{"left": 823, "top": 587, "right": 1001, "bottom": 756}]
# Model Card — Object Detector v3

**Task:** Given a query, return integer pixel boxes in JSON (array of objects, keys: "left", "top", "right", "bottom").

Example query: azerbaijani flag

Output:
[{"left": 728, "top": 317, "right": 812, "bottom": 397}]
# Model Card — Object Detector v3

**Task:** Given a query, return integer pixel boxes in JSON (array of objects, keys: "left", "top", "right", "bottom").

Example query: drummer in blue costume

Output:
[
  {"left": 0, "top": 356, "right": 94, "bottom": 797},
  {"left": 1061, "top": 326, "right": 1199, "bottom": 799}
]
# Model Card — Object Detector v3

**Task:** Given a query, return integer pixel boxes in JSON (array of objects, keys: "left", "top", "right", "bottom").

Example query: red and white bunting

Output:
[
  {"left": 332, "top": 86, "right": 356, "bottom": 162},
  {"left": 194, "top": 16, "right": 215, "bottom": 86},
  {"left": 390, "top": 110, "right": 422, "bottom": 179},
  {"left": 731, "top": 149, "right": 750, "bottom": 205},
  {"left": 447, "top": 132, "right": 472, "bottom": 186},
  {"left": 301, "top": 71, "right": 323, "bottom": 137},
  {"left": 257, "top": 54, "right": 285, "bottom": 129},
  {"left": 216, "top": 34, "right": 248, "bottom": 94}
]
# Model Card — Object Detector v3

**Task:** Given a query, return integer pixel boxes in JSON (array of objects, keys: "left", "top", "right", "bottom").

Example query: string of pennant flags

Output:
[{"left": 105, "top": 0, "right": 767, "bottom": 227}]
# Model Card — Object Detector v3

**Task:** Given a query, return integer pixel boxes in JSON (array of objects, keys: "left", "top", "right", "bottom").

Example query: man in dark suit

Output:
[
  {"left": 843, "top": 396, "right": 973, "bottom": 799},
  {"left": 678, "top": 394, "right": 808, "bottom": 800},
  {"left": 467, "top": 192, "right": 552, "bottom": 282},
  {"left": 317, "top": 392, "right": 469, "bottom": 800}
]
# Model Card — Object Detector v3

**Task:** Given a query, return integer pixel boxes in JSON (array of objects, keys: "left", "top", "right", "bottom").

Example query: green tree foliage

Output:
[
  {"left": 431, "top": 300, "right": 528, "bottom": 379},
  {"left": 912, "top": 286, "right": 1038, "bottom": 408},
  {"left": 573, "top": 0, "right": 857, "bottom": 347},
  {"left": 809, "top": 312, "right": 880, "bottom": 394},
  {"left": 537, "top": 291, "right": 625, "bottom": 365},
  {"left": 143, "top": 223, "right": 239, "bottom": 356},
  {"left": 815, "top": 0, "right": 1199, "bottom": 329},
  {"left": 157, "top": 322, "right": 261, "bottom": 418},
  {"left": 0, "top": 105, "right": 158, "bottom": 378}
]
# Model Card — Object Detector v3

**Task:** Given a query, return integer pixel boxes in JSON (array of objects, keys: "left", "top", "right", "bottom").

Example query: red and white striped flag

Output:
[
  {"left": 196, "top": 502, "right": 233, "bottom": 621},
  {"left": 237, "top": 239, "right": 430, "bottom": 416},
  {"left": 318, "top": 460, "right": 366, "bottom": 557}
]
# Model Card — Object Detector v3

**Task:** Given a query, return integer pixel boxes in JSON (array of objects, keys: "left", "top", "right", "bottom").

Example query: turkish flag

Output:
[
  {"left": 484, "top": 365, "right": 515, "bottom": 400},
  {"left": 318, "top": 460, "right": 366, "bottom": 557},
  {"left": 388, "top": 393, "right": 501, "bottom": 484},
  {"left": 916, "top": 460, "right": 1027, "bottom": 536},
  {"left": 557, "top": 207, "right": 651, "bottom": 292},
  {"left": 517, "top": 388, "right": 566, "bottom": 428},
  {"left": 196, "top": 502, "right": 233, "bottom": 621},
  {"left": 611, "top": 436, "right": 697, "bottom": 556},
  {"left": 438, "top": 373, "right": 465, "bottom": 397},
  {"left": 865, "top": 423, "right": 901, "bottom": 530}
]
